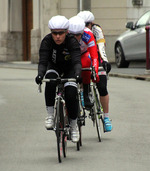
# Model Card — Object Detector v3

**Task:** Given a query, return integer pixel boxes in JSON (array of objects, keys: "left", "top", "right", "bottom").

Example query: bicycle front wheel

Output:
[
  {"left": 56, "top": 98, "right": 64, "bottom": 163},
  {"left": 92, "top": 86, "right": 102, "bottom": 142},
  {"left": 76, "top": 100, "right": 84, "bottom": 151},
  {"left": 95, "top": 113, "right": 102, "bottom": 142}
]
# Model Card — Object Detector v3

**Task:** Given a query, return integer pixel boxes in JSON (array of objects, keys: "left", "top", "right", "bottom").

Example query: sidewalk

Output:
[
  {"left": 110, "top": 62, "right": 150, "bottom": 81},
  {"left": 0, "top": 61, "right": 150, "bottom": 81}
]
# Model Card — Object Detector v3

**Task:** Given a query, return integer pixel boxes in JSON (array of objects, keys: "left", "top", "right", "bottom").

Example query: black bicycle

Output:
[{"left": 39, "top": 77, "right": 78, "bottom": 163}]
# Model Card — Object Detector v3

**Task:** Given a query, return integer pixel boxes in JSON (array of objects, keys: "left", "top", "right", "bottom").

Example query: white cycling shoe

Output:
[
  {"left": 70, "top": 124, "right": 79, "bottom": 143},
  {"left": 45, "top": 116, "right": 54, "bottom": 130}
]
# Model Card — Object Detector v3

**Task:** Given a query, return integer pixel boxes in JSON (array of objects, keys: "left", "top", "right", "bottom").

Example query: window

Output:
[{"left": 136, "top": 11, "right": 150, "bottom": 28}]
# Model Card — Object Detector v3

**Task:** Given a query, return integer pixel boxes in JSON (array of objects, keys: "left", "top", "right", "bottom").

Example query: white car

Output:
[{"left": 114, "top": 10, "right": 150, "bottom": 68}]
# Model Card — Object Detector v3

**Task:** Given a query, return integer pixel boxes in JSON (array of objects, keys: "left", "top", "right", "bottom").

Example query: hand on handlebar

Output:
[
  {"left": 93, "top": 73, "right": 99, "bottom": 83},
  {"left": 102, "top": 61, "right": 111, "bottom": 74},
  {"left": 35, "top": 75, "right": 43, "bottom": 85},
  {"left": 75, "top": 74, "right": 82, "bottom": 84},
  {"left": 91, "top": 66, "right": 99, "bottom": 83}
]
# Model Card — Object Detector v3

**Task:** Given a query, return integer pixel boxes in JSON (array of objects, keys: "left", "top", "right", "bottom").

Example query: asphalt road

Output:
[{"left": 0, "top": 67, "right": 150, "bottom": 171}]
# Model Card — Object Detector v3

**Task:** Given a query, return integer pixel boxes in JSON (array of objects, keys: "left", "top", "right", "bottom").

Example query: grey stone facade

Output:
[
  {"left": 31, "top": 29, "right": 41, "bottom": 63},
  {"left": 0, "top": 31, "right": 22, "bottom": 61},
  {"left": 0, "top": 0, "right": 150, "bottom": 63}
]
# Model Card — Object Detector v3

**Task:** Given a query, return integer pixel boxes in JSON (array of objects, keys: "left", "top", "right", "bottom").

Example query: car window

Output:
[{"left": 136, "top": 11, "right": 150, "bottom": 28}]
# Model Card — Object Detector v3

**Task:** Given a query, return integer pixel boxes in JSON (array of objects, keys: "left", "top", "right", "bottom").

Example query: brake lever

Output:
[
  {"left": 92, "top": 66, "right": 96, "bottom": 81},
  {"left": 38, "top": 84, "right": 42, "bottom": 93}
]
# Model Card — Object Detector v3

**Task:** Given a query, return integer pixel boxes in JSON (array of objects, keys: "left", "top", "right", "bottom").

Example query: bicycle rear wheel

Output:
[
  {"left": 77, "top": 122, "right": 82, "bottom": 151},
  {"left": 62, "top": 132, "right": 67, "bottom": 157}
]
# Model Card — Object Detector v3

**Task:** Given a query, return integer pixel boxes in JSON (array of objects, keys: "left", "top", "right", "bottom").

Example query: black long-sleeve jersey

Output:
[{"left": 38, "top": 33, "right": 81, "bottom": 77}]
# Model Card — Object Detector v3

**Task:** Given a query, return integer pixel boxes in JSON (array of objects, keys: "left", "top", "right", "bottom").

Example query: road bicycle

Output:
[
  {"left": 38, "top": 77, "right": 79, "bottom": 163},
  {"left": 82, "top": 66, "right": 105, "bottom": 142}
]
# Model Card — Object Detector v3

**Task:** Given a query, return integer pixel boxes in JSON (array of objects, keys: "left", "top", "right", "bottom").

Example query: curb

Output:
[
  {"left": 109, "top": 73, "right": 150, "bottom": 81},
  {"left": 1, "top": 62, "right": 150, "bottom": 81}
]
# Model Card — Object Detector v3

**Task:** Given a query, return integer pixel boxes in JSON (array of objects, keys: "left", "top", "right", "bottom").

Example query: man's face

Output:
[{"left": 51, "top": 29, "right": 67, "bottom": 45}]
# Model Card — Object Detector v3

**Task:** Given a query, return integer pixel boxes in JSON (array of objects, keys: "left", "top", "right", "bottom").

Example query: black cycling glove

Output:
[
  {"left": 74, "top": 63, "right": 82, "bottom": 83},
  {"left": 35, "top": 75, "right": 43, "bottom": 85},
  {"left": 75, "top": 74, "right": 82, "bottom": 84},
  {"left": 102, "top": 61, "right": 111, "bottom": 74}
]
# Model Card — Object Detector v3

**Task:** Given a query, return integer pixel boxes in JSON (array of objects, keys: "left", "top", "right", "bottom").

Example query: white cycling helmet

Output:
[
  {"left": 77, "top": 11, "right": 95, "bottom": 23},
  {"left": 68, "top": 16, "right": 85, "bottom": 34},
  {"left": 48, "top": 15, "right": 69, "bottom": 30}
]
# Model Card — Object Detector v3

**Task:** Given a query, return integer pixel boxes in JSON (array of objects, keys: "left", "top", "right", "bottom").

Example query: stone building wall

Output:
[
  {"left": 1, "top": 0, "right": 150, "bottom": 63},
  {"left": 0, "top": 31, "right": 22, "bottom": 61},
  {"left": 31, "top": 29, "right": 41, "bottom": 63}
]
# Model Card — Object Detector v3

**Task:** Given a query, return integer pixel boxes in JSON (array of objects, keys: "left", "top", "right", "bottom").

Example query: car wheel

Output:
[{"left": 115, "top": 43, "right": 129, "bottom": 68}]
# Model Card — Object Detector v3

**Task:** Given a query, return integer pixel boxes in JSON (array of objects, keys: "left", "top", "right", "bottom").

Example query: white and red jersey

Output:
[
  {"left": 79, "top": 27, "right": 98, "bottom": 60},
  {"left": 92, "top": 24, "right": 108, "bottom": 62},
  {"left": 79, "top": 27, "right": 99, "bottom": 82}
]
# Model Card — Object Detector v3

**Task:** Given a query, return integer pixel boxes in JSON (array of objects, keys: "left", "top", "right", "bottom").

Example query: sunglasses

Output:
[
  {"left": 51, "top": 31, "right": 66, "bottom": 35},
  {"left": 72, "top": 33, "right": 83, "bottom": 36}
]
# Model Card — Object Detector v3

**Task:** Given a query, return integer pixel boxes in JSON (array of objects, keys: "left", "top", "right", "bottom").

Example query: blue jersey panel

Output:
[{"left": 82, "top": 32, "right": 91, "bottom": 43}]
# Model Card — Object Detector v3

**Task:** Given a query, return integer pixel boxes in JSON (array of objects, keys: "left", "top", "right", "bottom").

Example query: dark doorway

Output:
[{"left": 22, "top": 0, "right": 33, "bottom": 61}]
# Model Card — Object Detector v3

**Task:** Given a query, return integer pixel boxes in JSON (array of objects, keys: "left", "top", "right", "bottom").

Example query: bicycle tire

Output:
[
  {"left": 91, "top": 85, "right": 102, "bottom": 142},
  {"left": 62, "top": 105, "right": 68, "bottom": 158},
  {"left": 94, "top": 88, "right": 102, "bottom": 142},
  {"left": 76, "top": 100, "right": 83, "bottom": 151},
  {"left": 77, "top": 119, "right": 81, "bottom": 150},
  {"left": 95, "top": 113, "right": 102, "bottom": 142},
  {"left": 77, "top": 122, "right": 82, "bottom": 151},
  {"left": 56, "top": 98, "right": 63, "bottom": 163},
  {"left": 62, "top": 132, "right": 67, "bottom": 157}
]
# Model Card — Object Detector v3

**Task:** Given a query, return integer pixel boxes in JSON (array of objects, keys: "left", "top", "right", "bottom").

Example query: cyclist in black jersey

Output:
[{"left": 35, "top": 15, "right": 82, "bottom": 143}]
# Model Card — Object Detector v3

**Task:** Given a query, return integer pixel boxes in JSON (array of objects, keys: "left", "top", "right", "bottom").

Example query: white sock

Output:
[
  {"left": 104, "top": 113, "right": 109, "bottom": 118},
  {"left": 46, "top": 106, "right": 54, "bottom": 118}
]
